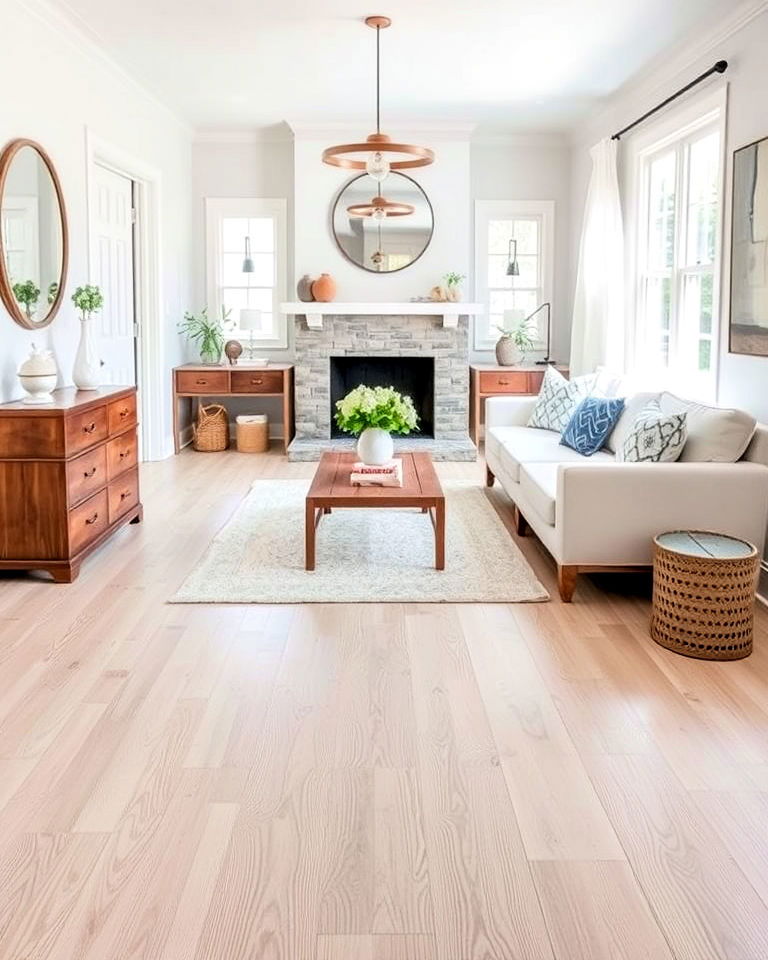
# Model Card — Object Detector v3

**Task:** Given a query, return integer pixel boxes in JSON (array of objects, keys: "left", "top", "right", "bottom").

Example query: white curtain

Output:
[{"left": 569, "top": 138, "right": 625, "bottom": 376}]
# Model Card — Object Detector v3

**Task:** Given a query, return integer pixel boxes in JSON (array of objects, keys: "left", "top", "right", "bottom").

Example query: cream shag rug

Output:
[{"left": 171, "top": 479, "right": 548, "bottom": 604}]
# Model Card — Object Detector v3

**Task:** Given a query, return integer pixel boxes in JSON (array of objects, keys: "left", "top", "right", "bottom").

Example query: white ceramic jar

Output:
[{"left": 18, "top": 344, "right": 58, "bottom": 404}]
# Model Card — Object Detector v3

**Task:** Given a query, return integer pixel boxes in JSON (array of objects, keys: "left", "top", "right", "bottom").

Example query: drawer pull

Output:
[
  {"left": 83, "top": 422, "right": 97, "bottom": 434},
  {"left": 83, "top": 466, "right": 97, "bottom": 478},
  {"left": 498, "top": 379, "right": 510, "bottom": 386},
  {"left": 120, "top": 490, "right": 130, "bottom": 501},
  {"left": 119, "top": 408, "right": 130, "bottom": 419},
  {"left": 119, "top": 449, "right": 131, "bottom": 460},
  {"left": 251, "top": 378, "right": 263, "bottom": 385},
  {"left": 195, "top": 379, "right": 208, "bottom": 385},
  {"left": 85, "top": 513, "right": 99, "bottom": 525}
]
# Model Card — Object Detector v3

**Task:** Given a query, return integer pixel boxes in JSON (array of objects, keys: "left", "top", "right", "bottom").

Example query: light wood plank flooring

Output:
[{"left": 1, "top": 448, "right": 768, "bottom": 959}]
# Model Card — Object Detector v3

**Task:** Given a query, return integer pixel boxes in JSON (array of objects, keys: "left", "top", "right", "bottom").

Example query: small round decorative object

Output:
[
  {"left": 495, "top": 336, "right": 521, "bottom": 367},
  {"left": 297, "top": 274, "right": 315, "bottom": 302},
  {"left": 651, "top": 530, "right": 760, "bottom": 660},
  {"left": 356, "top": 427, "right": 394, "bottom": 466},
  {"left": 311, "top": 273, "right": 337, "bottom": 302},
  {"left": 224, "top": 340, "right": 243, "bottom": 365},
  {"left": 18, "top": 343, "right": 58, "bottom": 404}
]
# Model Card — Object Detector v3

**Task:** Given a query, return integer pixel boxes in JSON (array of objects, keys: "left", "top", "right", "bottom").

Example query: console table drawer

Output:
[
  {"left": 67, "top": 445, "right": 107, "bottom": 507},
  {"left": 177, "top": 371, "right": 229, "bottom": 394},
  {"left": 108, "top": 393, "right": 137, "bottom": 434},
  {"left": 230, "top": 370, "right": 283, "bottom": 394},
  {"left": 106, "top": 431, "right": 138, "bottom": 480},
  {"left": 69, "top": 489, "right": 109, "bottom": 555},
  {"left": 66, "top": 405, "right": 108, "bottom": 455},
  {"left": 479, "top": 371, "right": 531, "bottom": 394},
  {"left": 108, "top": 468, "right": 139, "bottom": 523}
]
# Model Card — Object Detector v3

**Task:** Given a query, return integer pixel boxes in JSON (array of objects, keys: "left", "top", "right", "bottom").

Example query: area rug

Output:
[{"left": 171, "top": 479, "right": 549, "bottom": 604}]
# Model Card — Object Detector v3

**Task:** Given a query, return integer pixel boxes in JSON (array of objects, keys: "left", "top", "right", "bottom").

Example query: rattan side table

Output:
[{"left": 651, "top": 531, "right": 760, "bottom": 660}]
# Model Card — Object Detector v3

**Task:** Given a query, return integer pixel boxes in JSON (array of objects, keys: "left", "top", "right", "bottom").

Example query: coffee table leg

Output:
[
  {"left": 435, "top": 498, "right": 445, "bottom": 570},
  {"left": 305, "top": 500, "right": 316, "bottom": 570}
]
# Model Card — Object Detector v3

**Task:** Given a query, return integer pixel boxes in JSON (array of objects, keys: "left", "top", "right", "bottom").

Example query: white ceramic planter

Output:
[
  {"left": 356, "top": 427, "right": 394, "bottom": 465},
  {"left": 73, "top": 319, "right": 101, "bottom": 390}
]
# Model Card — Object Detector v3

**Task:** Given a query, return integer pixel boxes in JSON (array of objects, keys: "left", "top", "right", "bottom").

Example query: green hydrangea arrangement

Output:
[
  {"left": 12, "top": 280, "right": 40, "bottom": 318},
  {"left": 72, "top": 285, "right": 104, "bottom": 320},
  {"left": 335, "top": 385, "right": 419, "bottom": 436}
]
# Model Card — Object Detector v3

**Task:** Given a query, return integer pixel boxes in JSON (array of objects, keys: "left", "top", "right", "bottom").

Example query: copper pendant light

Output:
[
  {"left": 322, "top": 16, "right": 435, "bottom": 173},
  {"left": 347, "top": 194, "right": 415, "bottom": 219}
]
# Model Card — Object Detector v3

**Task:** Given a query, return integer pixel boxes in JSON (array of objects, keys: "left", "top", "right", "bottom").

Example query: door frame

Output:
[{"left": 85, "top": 129, "right": 165, "bottom": 461}]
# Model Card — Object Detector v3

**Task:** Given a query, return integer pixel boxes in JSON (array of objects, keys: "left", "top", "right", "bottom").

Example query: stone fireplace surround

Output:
[{"left": 288, "top": 312, "right": 476, "bottom": 461}]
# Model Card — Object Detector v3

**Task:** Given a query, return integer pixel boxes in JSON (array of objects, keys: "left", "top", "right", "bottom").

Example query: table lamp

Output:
[{"left": 239, "top": 309, "right": 262, "bottom": 359}]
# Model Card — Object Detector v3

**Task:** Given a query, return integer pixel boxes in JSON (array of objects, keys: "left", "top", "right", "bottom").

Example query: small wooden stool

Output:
[{"left": 651, "top": 531, "right": 759, "bottom": 660}]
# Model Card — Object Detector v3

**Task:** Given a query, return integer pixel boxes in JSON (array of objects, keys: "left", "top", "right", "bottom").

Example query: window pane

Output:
[
  {"left": 698, "top": 339, "right": 712, "bottom": 371},
  {"left": 488, "top": 219, "right": 516, "bottom": 255},
  {"left": 487, "top": 217, "right": 539, "bottom": 256},
  {"left": 488, "top": 253, "right": 538, "bottom": 288},
  {"left": 644, "top": 276, "right": 671, "bottom": 366},
  {"left": 682, "top": 272, "right": 714, "bottom": 371},
  {"left": 222, "top": 216, "right": 275, "bottom": 254},
  {"left": 686, "top": 131, "right": 719, "bottom": 266},
  {"left": 223, "top": 252, "right": 274, "bottom": 287},
  {"left": 247, "top": 218, "right": 275, "bottom": 252},
  {"left": 221, "top": 218, "right": 250, "bottom": 252},
  {"left": 648, "top": 151, "right": 676, "bottom": 270},
  {"left": 246, "top": 287, "right": 274, "bottom": 312},
  {"left": 221, "top": 287, "right": 249, "bottom": 314}
]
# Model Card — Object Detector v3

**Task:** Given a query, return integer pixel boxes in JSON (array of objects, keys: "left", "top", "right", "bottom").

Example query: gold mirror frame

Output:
[{"left": 0, "top": 138, "right": 69, "bottom": 330}]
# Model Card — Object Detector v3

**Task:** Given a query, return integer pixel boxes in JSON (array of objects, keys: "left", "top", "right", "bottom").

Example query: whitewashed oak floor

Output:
[{"left": 1, "top": 448, "right": 768, "bottom": 960}]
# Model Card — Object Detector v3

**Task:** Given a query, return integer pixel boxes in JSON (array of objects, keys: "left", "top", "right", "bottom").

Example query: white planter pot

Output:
[
  {"left": 356, "top": 427, "right": 394, "bottom": 465},
  {"left": 73, "top": 319, "right": 101, "bottom": 390}
]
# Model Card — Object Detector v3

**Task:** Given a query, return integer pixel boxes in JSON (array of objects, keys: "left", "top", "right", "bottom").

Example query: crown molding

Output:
[
  {"left": 194, "top": 125, "right": 294, "bottom": 145},
  {"left": 570, "top": 0, "right": 768, "bottom": 146},
  {"left": 14, "top": 0, "right": 192, "bottom": 135},
  {"left": 471, "top": 131, "right": 569, "bottom": 148},
  {"left": 286, "top": 120, "right": 476, "bottom": 142}
]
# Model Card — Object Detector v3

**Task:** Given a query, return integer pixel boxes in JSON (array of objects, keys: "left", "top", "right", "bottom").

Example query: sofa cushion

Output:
[
  {"left": 487, "top": 425, "right": 612, "bottom": 483},
  {"left": 605, "top": 392, "right": 660, "bottom": 453},
  {"left": 520, "top": 462, "right": 559, "bottom": 526},
  {"left": 561, "top": 397, "right": 625, "bottom": 456},
  {"left": 658, "top": 392, "right": 756, "bottom": 462},
  {"left": 619, "top": 399, "right": 687, "bottom": 463},
  {"left": 527, "top": 366, "right": 593, "bottom": 433}
]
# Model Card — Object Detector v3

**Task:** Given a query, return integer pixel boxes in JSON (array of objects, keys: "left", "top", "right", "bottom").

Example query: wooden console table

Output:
[
  {"left": 172, "top": 363, "right": 294, "bottom": 454},
  {"left": 469, "top": 363, "right": 569, "bottom": 444}
]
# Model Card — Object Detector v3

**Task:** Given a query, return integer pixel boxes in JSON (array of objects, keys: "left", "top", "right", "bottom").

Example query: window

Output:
[
  {"left": 635, "top": 120, "right": 722, "bottom": 388},
  {"left": 205, "top": 198, "right": 287, "bottom": 349},
  {"left": 474, "top": 200, "right": 554, "bottom": 351}
]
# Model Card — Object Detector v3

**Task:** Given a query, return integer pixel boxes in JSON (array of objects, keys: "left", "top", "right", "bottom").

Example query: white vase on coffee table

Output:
[{"left": 356, "top": 427, "right": 393, "bottom": 466}]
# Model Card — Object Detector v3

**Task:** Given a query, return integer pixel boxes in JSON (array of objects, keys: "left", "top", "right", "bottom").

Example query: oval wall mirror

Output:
[
  {"left": 331, "top": 171, "right": 433, "bottom": 273},
  {"left": 0, "top": 139, "right": 68, "bottom": 329}
]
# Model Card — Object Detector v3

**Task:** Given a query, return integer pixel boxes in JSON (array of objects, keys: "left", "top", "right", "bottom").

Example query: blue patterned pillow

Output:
[{"left": 560, "top": 397, "right": 626, "bottom": 456}]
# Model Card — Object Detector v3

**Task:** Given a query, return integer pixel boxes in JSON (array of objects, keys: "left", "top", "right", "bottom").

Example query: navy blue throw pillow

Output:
[{"left": 560, "top": 396, "right": 625, "bottom": 456}]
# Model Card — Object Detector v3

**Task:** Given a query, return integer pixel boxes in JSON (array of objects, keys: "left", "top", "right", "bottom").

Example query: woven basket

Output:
[
  {"left": 193, "top": 403, "right": 229, "bottom": 452},
  {"left": 650, "top": 531, "right": 759, "bottom": 660},
  {"left": 236, "top": 416, "right": 269, "bottom": 453}
]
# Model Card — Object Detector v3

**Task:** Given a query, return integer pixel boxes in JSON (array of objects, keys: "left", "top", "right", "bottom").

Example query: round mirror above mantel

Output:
[
  {"left": 0, "top": 138, "right": 69, "bottom": 330},
  {"left": 331, "top": 171, "right": 433, "bottom": 274}
]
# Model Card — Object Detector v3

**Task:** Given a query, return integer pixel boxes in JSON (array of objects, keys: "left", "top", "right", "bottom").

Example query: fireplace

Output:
[{"left": 330, "top": 356, "right": 434, "bottom": 438}]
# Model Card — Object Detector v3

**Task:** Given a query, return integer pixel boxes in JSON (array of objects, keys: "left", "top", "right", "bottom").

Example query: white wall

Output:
[
  {"left": 569, "top": 5, "right": 768, "bottom": 422},
  {"left": 471, "top": 136, "right": 572, "bottom": 363},
  {"left": 0, "top": 0, "right": 192, "bottom": 457}
]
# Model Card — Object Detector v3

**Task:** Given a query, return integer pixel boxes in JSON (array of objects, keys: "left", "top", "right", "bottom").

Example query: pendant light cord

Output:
[{"left": 375, "top": 25, "right": 381, "bottom": 135}]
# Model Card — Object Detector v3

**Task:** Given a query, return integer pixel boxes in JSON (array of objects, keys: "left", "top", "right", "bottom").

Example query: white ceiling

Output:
[{"left": 54, "top": 0, "right": 741, "bottom": 132}]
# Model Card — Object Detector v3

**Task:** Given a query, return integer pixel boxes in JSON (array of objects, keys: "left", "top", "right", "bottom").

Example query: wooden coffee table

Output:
[{"left": 305, "top": 451, "right": 445, "bottom": 571}]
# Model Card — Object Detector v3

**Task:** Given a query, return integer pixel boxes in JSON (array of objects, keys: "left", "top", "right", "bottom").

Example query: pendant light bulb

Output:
[
  {"left": 372, "top": 206, "right": 387, "bottom": 221},
  {"left": 366, "top": 151, "right": 390, "bottom": 182}
]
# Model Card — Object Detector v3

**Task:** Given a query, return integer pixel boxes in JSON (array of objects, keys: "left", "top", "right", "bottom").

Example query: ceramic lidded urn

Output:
[
  {"left": 311, "top": 273, "right": 336, "bottom": 302},
  {"left": 18, "top": 343, "right": 58, "bottom": 404},
  {"left": 296, "top": 275, "right": 315, "bottom": 302}
]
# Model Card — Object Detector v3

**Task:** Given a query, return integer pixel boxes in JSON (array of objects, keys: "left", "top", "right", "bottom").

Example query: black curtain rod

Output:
[{"left": 611, "top": 60, "right": 728, "bottom": 141}]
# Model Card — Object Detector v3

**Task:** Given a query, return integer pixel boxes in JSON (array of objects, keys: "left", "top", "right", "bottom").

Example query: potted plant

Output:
[
  {"left": 12, "top": 280, "right": 40, "bottom": 321},
  {"left": 495, "top": 314, "right": 537, "bottom": 366},
  {"left": 178, "top": 307, "right": 231, "bottom": 364},
  {"left": 72, "top": 284, "right": 104, "bottom": 390},
  {"left": 335, "top": 384, "right": 418, "bottom": 465},
  {"left": 443, "top": 271, "right": 466, "bottom": 303}
]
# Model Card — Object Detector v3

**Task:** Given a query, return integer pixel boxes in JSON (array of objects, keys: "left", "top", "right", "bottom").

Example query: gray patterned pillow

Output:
[
  {"left": 620, "top": 399, "right": 687, "bottom": 463},
  {"left": 527, "top": 367, "right": 593, "bottom": 433}
]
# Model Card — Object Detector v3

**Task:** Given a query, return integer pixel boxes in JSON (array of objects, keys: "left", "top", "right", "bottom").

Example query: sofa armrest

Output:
[
  {"left": 555, "top": 461, "right": 768, "bottom": 565},
  {"left": 485, "top": 396, "right": 537, "bottom": 428}
]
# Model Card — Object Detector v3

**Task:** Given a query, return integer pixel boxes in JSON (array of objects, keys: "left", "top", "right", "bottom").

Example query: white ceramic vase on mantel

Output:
[
  {"left": 73, "top": 319, "right": 101, "bottom": 390},
  {"left": 356, "top": 427, "right": 394, "bottom": 466}
]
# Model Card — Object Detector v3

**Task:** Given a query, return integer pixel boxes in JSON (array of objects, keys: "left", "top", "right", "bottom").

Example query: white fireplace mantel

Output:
[{"left": 280, "top": 301, "right": 484, "bottom": 331}]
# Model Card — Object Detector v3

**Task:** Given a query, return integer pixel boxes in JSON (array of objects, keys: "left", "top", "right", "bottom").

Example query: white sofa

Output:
[{"left": 484, "top": 394, "right": 768, "bottom": 601}]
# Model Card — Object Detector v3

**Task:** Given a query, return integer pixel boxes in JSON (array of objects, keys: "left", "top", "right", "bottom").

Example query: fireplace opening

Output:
[{"left": 330, "top": 356, "right": 435, "bottom": 438}]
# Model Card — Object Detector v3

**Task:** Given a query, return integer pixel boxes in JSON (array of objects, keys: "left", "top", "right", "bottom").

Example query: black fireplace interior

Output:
[{"left": 330, "top": 356, "right": 435, "bottom": 438}]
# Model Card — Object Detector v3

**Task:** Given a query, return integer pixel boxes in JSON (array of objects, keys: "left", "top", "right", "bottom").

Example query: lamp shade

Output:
[{"left": 239, "top": 308, "right": 262, "bottom": 331}]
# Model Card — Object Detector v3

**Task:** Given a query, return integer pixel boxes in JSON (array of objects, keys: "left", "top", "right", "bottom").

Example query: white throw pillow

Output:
[
  {"left": 527, "top": 367, "right": 593, "bottom": 433},
  {"left": 605, "top": 392, "right": 660, "bottom": 454},
  {"left": 658, "top": 392, "right": 756, "bottom": 462},
  {"left": 620, "top": 400, "right": 687, "bottom": 463}
]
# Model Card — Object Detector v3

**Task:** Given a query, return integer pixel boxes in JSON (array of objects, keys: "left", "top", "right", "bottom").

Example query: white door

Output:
[{"left": 91, "top": 165, "right": 136, "bottom": 385}]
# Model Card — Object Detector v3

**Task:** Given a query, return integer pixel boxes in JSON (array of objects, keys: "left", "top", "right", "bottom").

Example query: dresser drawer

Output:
[
  {"left": 108, "top": 468, "right": 139, "bottom": 523},
  {"left": 230, "top": 370, "right": 283, "bottom": 394},
  {"left": 106, "top": 430, "right": 138, "bottom": 480},
  {"left": 65, "top": 405, "right": 108, "bottom": 455},
  {"left": 479, "top": 371, "right": 531, "bottom": 394},
  {"left": 108, "top": 393, "right": 137, "bottom": 434},
  {"left": 69, "top": 489, "right": 109, "bottom": 556},
  {"left": 67, "top": 445, "right": 107, "bottom": 507},
  {"left": 177, "top": 370, "right": 229, "bottom": 394}
]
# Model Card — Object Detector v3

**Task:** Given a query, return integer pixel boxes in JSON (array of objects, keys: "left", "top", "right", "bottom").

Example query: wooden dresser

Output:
[
  {"left": 0, "top": 386, "right": 142, "bottom": 582},
  {"left": 469, "top": 363, "right": 569, "bottom": 444}
]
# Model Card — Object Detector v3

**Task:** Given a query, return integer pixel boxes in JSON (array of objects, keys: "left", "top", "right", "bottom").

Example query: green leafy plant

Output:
[
  {"left": 496, "top": 315, "right": 537, "bottom": 352},
  {"left": 47, "top": 281, "right": 59, "bottom": 305},
  {"left": 335, "top": 385, "right": 419, "bottom": 436},
  {"left": 72, "top": 285, "right": 104, "bottom": 320},
  {"left": 12, "top": 280, "right": 40, "bottom": 318},
  {"left": 178, "top": 306, "right": 230, "bottom": 361},
  {"left": 443, "top": 271, "right": 465, "bottom": 288}
]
